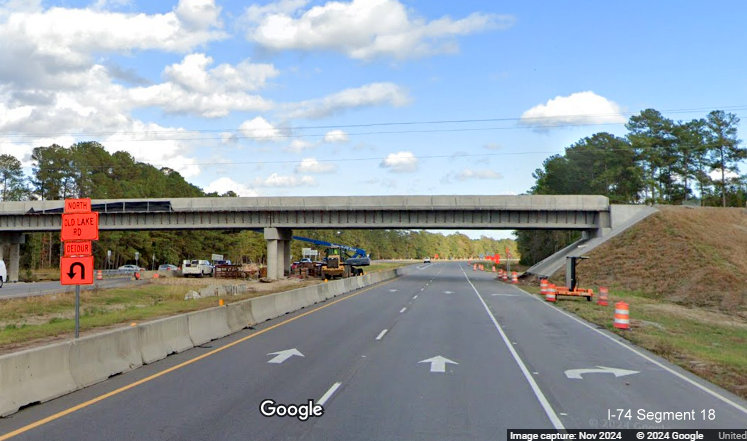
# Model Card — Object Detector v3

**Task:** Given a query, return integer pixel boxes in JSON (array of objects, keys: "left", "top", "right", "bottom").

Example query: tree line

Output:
[
  {"left": 516, "top": 108, "right": 747, "bottom": 265},
  {"left": 1, "top": 142, "right": 515, "bottom": 274}
]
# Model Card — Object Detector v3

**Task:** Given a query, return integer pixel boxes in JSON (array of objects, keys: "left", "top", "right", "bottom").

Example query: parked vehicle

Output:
[
  {"left": 182, "top": 259, "right": 213, "bottom": 277},
  {"left": 118, "top": 264, "right": 144, "bottom": 272},
  {"left": 158, "top": 264, "right": 178, "bottom": 271},
  {"left": 423, "top": 257, "right": 431, "bottom": 263},
  {"left": 0, "top": 260, "right": 6, "bottom": 288}
]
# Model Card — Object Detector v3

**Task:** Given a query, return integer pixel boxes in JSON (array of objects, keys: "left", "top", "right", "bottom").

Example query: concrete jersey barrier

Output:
[{"left": 0, "top": 268, "right": 401, "bottom": 416}]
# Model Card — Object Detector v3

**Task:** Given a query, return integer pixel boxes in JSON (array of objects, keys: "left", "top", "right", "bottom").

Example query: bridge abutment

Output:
[
  {"left": 264, "top": 228, "right": 292, "bottom": 280},
  {"left": 0, "top": 232, "right": 24, "bottom": 283}
]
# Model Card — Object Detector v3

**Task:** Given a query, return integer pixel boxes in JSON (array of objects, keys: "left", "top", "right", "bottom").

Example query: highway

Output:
[
  {"left": 0, "top": 277, "right": 136, "bottom": 300},
  {"left": 1, "top": 262, "right": 745, "bottom": 440}
]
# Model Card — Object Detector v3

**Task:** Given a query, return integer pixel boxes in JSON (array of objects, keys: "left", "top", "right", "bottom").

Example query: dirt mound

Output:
[{"left": 576, "top": 206, "right": 747, "bottom": 314}]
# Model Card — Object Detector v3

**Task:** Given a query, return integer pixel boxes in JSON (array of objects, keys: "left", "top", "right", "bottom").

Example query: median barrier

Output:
[
  {"left": 249, "top": 293, "right": 280, "bottom": 323},
  {"left": 69, "top": 326, "right": 142, "bottom": 389},
  {"left": 0, "top": 268, "right": 402, "bottom": 417},
  {"left": 0, "top": 341, "right": 77, "bottom": 417},
  {"left": 138, "top": 315, "right": 193, "bottom": 364},
  {"left": 187, "top": 307, "right": 231, "bottom": 346}
]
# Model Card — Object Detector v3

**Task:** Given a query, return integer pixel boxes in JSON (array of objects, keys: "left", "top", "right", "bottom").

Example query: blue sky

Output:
[{"left": 1, "top": 0, "right": 746, "bottom": 239}]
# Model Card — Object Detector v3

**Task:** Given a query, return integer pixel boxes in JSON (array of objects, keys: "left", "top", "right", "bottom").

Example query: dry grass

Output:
[{"left": 574, "top": 206, "right": 747, "bottom": 314}]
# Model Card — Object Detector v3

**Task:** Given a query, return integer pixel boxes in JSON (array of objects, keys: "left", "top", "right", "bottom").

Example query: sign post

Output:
[{"left": 61, "top": 198, "right": 98, "bottom": 338}]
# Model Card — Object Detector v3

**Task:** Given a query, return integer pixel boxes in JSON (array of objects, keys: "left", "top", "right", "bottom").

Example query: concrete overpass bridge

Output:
[{"left": 0, "top": 195, "right": 643, "bottom": 281}]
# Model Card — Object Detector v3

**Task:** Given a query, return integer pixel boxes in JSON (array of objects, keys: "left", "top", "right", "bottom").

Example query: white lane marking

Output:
[
  {"left": 376, "top": 329, "right": 388, "bottom": 341},
  {"left": 389, "top": 289, "right": 399, "bottom": 293},
  {"left": 461, "top": 266, "right": 565, "bottom": 430},
  {"left": 413, "top": 295, "right": 418, "bottom": 300},
  {"left": 491, "top": 294, "right": 519, "bottom": 297},
  {"left": 418, "top": 355, "right": 458, "bottom": 373},
  {"left": 400, "top": 307, "right": 407, "bottom": 313},
  {"left": 444, "top": 290, "right": 454, "bottom": 295},
  {"left": 266, "top": 348, "right": 304, "bottom": 364},
  {"left": 565, "top": 366, "right": 639, "bottom": 380},
  {"left": 318, "top": 382, "right": 342, "bottom": 406},
  {"left": 514, "top": 287, "right": 747, "bottom": 416}
]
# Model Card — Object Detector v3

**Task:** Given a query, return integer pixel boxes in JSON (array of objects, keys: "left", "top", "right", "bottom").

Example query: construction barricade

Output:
[
  {"left": 597, "top": 287, "right": 609, "bottom": 306},
  {"left": 614, "top": 302, "right": 630, "bottom": 329},
  {"left": 545, "top": 283, "right": 556, "bottom": 302},
  {"left": 511, "top": 272, "right": 518, "bottom": 284}
]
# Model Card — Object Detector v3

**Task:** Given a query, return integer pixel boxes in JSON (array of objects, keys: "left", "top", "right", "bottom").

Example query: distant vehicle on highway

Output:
[
  {"left": 118, "top": 264, "right": 144, "bottom": 272},
  {"left": 158, "top": 264, "right": 178, "bottom": 271},
  {"left": 182, "top": 259, "right": 213, "bottom": 277},
  {"left": 423, "top": 257, "right": 431, "bottom": 263},
  {"left": 300, "top": 258, "right": 312, "bottom": 263},
  {"left": 0, "top": 260, "right": 6, "bottom": 287}
]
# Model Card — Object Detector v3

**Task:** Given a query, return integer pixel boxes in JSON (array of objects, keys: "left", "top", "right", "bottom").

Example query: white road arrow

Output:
[
  {"left": 419, "top": 355, "right": 458, "bottom": 373},
  {"left": 267, "top": 348, "right": 304, "bottom": 364},
  {"left": 564, "top": 366, "right": 639, "bottom": 379}
]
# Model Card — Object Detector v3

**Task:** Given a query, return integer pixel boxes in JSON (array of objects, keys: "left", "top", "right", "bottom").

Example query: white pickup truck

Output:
[{"left": 181, "top": 259, "right": 213, "bottom": 277}]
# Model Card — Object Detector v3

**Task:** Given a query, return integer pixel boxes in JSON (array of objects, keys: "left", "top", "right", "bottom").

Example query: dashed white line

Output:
[
  {"left": 318, "top": 382, "right": 342, "bottom": 406},
  {"left": 376, "top": 329, "right": 388, "bottom": 341},
  {"left": 413, "top": 295, "right": 418, "bottom": 300},
  {"left": 400, "top": 307, "right": 407, "bottom": 313}
]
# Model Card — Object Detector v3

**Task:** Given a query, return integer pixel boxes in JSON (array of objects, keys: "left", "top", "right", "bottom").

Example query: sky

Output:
[{"left": 1, "top": 0, "right": 746, "bottom": 240}]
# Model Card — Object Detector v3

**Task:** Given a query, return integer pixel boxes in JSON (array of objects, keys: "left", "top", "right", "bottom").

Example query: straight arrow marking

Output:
[
  {"left": 418, "top": 355, "right": 458, "bottom": 373},
  {"left": 564, "top": 366, "right": 639, "bottom": 379},
  {"left": 267, "top": 348, "right": 304, "bottom": 364}
]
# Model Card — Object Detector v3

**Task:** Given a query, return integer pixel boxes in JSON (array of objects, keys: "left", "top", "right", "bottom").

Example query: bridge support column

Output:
[
  {"left": 0, "top": 233, "right": 24, "bottom": 283},
  {"left": 264, "top": 228, "right": 292, "bottom": 280}
]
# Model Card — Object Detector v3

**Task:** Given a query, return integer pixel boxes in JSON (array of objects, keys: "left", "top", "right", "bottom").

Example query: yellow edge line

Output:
[{"left": 0, "top": 278, "right": 396, "bottom": 441}]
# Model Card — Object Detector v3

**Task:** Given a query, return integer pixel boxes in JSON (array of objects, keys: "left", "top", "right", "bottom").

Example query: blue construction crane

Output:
[{"left": 291, "top": 235, "right": 371, "bottom": 266}]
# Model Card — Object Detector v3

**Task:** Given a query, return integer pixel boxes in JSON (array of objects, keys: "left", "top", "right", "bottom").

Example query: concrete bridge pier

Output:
[
  {"left": 264, "top": 228, "right": 292, "bottom": 280},
  {"left": 0, "top": 232, "right": 24, "bottom": 283}
]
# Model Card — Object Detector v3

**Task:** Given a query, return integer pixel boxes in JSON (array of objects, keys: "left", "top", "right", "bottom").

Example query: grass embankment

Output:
[
  {"left": 520, "top": 206, "right": 747, "bottom": 399},
  {"left": 0, "top": 261, "right": 409, "bottom": 354}
]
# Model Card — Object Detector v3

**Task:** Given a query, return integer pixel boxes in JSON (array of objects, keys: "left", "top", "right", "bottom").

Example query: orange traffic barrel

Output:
[
  {"left": 540, "top": 279, "right": 548, "bottom": 296},
  {"left": 473, "top": 264, "right": 477, "bottom": 271},
  {"left": 502, "top": 272, "right": 508, "bottom": 281},
  {"left": 597, "top": 287, "right": 609, "bottom": 306},
  {"left": 96, "top": 270, "right": 103, "bottom": 280},
  {"left": 545, "top": 284, "right": 556, "bottom": 302},
  {"left": 479, "top": 264, "right": 484, "bottom": 271},
  {"left": 134, "top": 271, "right": 141, "bottom": 280},
  {"left": 614, "top": 302, "right": 630, "bottom": 329},
  {"left": 492, "top": 266, "right": 496, "bottom": 273},
  {"left": 511, "top": 271, "right": 518, "bottom": 284}
]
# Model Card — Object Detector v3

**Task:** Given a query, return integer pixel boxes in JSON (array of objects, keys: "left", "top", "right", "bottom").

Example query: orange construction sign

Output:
[
  {"left": 64, "top": 198, "right": 92, "bottom": 213},
  {"left": 60, "top": 255, "right": 94, "bottom": 285},
  {"left": 61, "top": 212, "right": 99, "bottom": 241},
  {"left": 63, "top": 241, "right": 92, "bottom": 257}
]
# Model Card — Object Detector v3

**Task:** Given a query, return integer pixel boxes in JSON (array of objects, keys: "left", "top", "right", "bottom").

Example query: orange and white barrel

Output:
[
  {"left": 545, "top": 284, "right": 556, "bottom": 302},
  {"left": 96, "top": 270, "right": 103, "bottom": 280},
  {"left": 540, "top": 279, "right": 548, "bottom": 296},
  {"left": 597, "top": 287, "right": 609, "bottom": 306},
  {"left": 614, "top": 302, "right": 630, "bottom": 329},
  {"left": 511, "top": 271, "right": 518, "bottom": 284},
  {"left": 473, "top": 264, "right": 477, "bottom": 271},
  {"left": 492, "top": 266, "right": 496, "bottom": 273},
  {"left": 479, "top": 264, "right": 484, "bottom": 271}
]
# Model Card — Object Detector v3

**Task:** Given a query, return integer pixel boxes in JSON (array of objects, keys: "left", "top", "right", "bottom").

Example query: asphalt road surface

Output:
[
  {"left": 1, "top": 262, "right": 745, "bottom": 441},
  {"left": 0, "top": 277, "right": 136, "bottom": 300}
]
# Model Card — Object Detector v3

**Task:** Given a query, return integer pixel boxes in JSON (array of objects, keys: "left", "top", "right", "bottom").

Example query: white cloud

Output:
[
  {"left": 0, "top": 1, "right": 226, "bottom": 89},
  {"left": 174, "top": 0, "right": 222, "bottom": 31},
  {"left": 204, "top": 177, "right": 259, "bottom": 196},
  {"left": 324, "top": 129, "right": 349, "bottom": 143},
  {"left": 295, "top": 158, "right": 337, "bottom": 174},
  {"left": 380, "top": 151, "right": 417, "bottom": 173},
  {"left": 284, "top": 139, "right": 315, "bottom": 152},
  {"left": 709, "top": 169, "right": 740, "bottom": 182},
  {"left": 455, "top": 169, "right": 502, "bottom": 181},
  {"left": 246, "top": 0, "right": 513, "bottom": 60},
  {"left": 520, "top": 91, "right": 626, "bottom": 129},
  {"left": 239, "top": 117, "right": 283, "bottom": 142},
  {"left": 285, "top": 82, "right": 409, "bottom": 119},
  {"left": 254, "top": 173, "right": 317, "bottom": 187},
  {"left": 101, "top": 121, "right": 201, "bottom": 178}
]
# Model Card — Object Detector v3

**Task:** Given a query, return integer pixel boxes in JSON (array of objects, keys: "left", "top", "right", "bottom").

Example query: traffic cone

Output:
[
  {"left": 545, "top": 284, "right": 556, "bottom": 302},
  {"left": 597, "top": 287, "right": 609, "bottom": 306},
  {"left": 614, "top": 302, "right": 630, "bottom": 329}
]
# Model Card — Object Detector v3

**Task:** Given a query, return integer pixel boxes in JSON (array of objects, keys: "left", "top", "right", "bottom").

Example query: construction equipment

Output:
[
  {"left": 292, "top": 236, "right": 370, "bottom": 280},
  {"left": 554, "top": 256, "right": 594, "bottom": 301}
]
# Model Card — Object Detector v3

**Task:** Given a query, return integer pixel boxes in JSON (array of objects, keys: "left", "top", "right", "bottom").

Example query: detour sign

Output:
[{"left": 61, "top": 212, "right": 99, "bottom": 241}]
